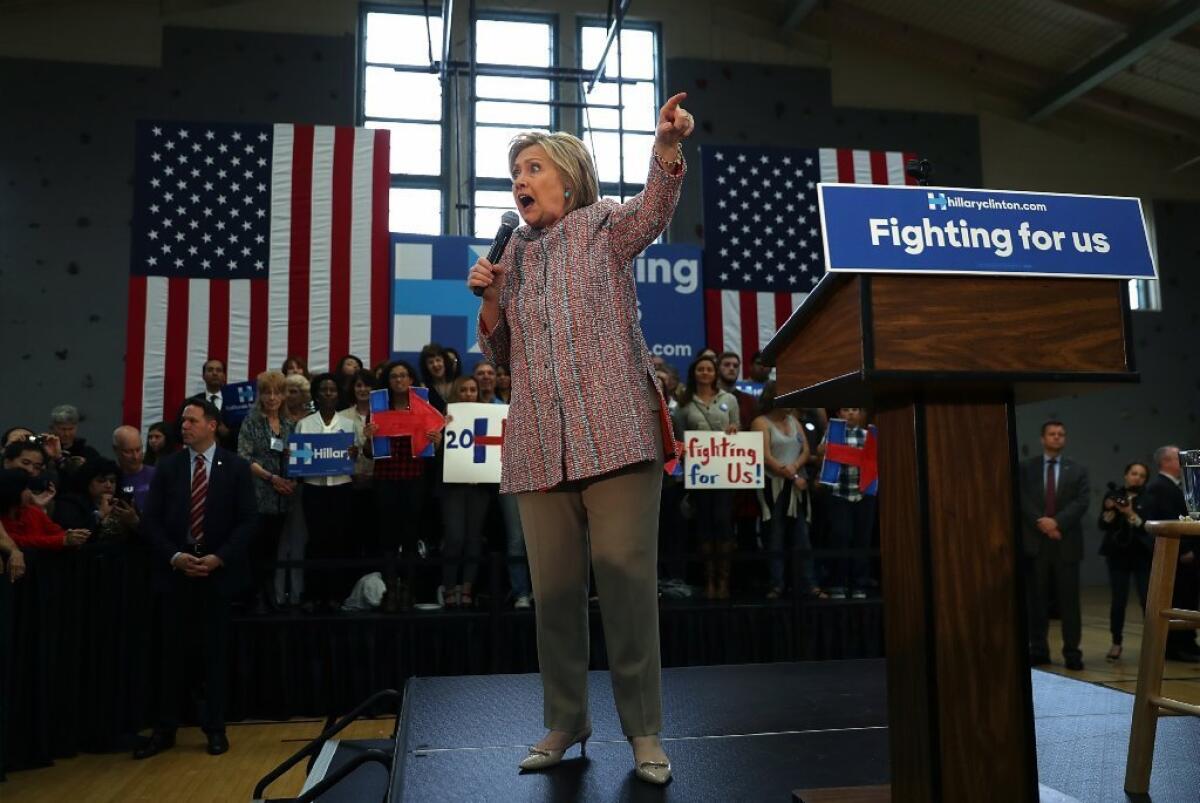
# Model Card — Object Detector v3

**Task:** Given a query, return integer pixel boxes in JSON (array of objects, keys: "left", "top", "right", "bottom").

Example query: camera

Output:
[
  {"left": 26, "top": 434, "right": 47, "bottom": 447},
  {"left": 1104, "top": 481, "right": 1127, "bottom": 507}
]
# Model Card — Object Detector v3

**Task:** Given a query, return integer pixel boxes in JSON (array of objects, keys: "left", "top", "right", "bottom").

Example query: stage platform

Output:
[{"left": 382, "top": 659, "right": 1200, "bottom": 802}]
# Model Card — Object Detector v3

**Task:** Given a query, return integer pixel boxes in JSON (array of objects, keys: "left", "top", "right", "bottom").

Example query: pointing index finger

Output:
[{"left": 663, "top": 92, "right": 687, "bottom": 115}]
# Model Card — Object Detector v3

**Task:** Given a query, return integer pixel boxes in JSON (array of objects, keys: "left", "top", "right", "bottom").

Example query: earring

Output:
[{"left": 564, "top": 189, "right": 571, "bottom": 198}]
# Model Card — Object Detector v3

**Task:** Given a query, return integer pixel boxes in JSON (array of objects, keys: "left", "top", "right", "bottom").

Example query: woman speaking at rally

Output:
[{"left": 466, "top": 92, "right": 694, "bottom": 785}]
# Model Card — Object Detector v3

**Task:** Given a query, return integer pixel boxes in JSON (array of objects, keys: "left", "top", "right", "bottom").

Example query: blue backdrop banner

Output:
[
  {"left": 818, "top": 184, "right": 1156, "bottom": 279},
  {"left": 390, "top": 234, "right": 704, "bottom": 372}
]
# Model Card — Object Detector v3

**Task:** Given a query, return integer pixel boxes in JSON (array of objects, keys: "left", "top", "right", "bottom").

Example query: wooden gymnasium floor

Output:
[{"left": 4, "top": 586, "right": 1199, "bottom": 802}]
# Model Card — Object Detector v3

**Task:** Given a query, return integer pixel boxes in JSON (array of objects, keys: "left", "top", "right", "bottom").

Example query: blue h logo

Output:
[
  {"left": 290, "top": 442, "right": 314, "bottom": 465},
  {"left": 927, "top": 192, "right": 947, "bottom": 211}
]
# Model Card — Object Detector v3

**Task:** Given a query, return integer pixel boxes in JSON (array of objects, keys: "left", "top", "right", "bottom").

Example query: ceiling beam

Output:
[
  {"left": 820, "top": 2, "right": 1200, "bottom": 146},
  {"left": 782, "top": 0, "right": 820, "bottom": 31},
  {"left": 1028, "top": 0, "right": 1200, "bottom": 122},
  {"left": 1049, "top": 0, "right": 1200, "bottom": 51}
]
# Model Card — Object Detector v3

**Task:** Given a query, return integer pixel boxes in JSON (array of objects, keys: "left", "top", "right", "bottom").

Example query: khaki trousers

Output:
[{"left": 516, "top": 422, "right": 664, "bottom": 738}]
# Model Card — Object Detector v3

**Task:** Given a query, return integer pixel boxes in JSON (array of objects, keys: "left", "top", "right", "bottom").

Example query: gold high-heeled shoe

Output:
[
  {"left": 517, "top": 726, "right": 592, "bottom": 771},
  {"left": 630, "top": 737, "right": 672, "bottom": 785}
]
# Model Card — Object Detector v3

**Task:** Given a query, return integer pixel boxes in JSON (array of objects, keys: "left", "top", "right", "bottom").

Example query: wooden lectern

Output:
[{"left": 763, "top": 273, "right": 1136, "bottom": 803}]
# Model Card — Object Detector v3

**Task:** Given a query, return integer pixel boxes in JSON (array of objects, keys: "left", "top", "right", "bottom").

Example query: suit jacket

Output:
[
  {"left": 1138, "top": 473, "right": 1194, "bottom": 555},
  {"left": 1019, "top": 454, "right": 1090, "bottom": 561},
  {"left": 141, "top": 445, "right": 257, "bottom": 594}
]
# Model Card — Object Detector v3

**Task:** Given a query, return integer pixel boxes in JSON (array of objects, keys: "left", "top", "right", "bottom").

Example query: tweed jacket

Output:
[{"left": 479, "top": 153, "right": 683, "bottom": 493}]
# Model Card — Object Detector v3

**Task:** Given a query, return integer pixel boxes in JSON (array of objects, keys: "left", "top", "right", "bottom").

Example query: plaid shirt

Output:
[
  {"left": 826, "top": 425, "right": 866, "bottom": 502},
  {"left": 371, "top": 436, "right": 425, "bottom": 481}
]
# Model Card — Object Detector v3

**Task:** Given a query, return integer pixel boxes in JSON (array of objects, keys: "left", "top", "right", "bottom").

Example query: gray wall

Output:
[{"left": 0, "top": 26, "right": 353, "bottom": 445}]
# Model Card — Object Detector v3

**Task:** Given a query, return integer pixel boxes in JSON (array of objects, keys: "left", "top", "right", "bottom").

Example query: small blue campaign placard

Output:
[
  {"left": 818, "top": 184, "right": 1156, "bottom": 279},
  {"left": 286, "top": 432, "right": 354, "bottom": 478},
  {"left": 221, "top": 381, "right": 257, "bottom": 425}
]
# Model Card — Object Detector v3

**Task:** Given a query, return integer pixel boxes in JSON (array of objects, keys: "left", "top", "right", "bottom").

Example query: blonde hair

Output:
[
  {"left": 284, "top": 372, "right": 310, "bottom": 394},
  {"left": 255, "top": 370, "right": 287, "bottom": 412},
  {"left": 508, "top": 131, "right": 600, "bottom": 214}
]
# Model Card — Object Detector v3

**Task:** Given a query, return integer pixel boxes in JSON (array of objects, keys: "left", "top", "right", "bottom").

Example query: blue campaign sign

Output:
[
  {"left": 221, "top": 381, "right": 256, "bottom": 425},
  {"left": 390, "top": 233, "right": 704, "bottom": 371},
  {"left": 286, "top": 432, "right": 354, "bottom": 478},
  {"left": 819, "top": 184, "right": 1156, "bottom": 279}
]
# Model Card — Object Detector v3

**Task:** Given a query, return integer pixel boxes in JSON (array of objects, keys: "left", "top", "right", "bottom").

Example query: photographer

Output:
[
  {"left": 3, "top": 427, "right": 63, "bottom": 484},
  {"left": 0, "top": 468, "right": 89, "bottom": 550},
  {"left": 1097, "top": 461, "right": 1151, "bottom": 661},
  {"left": 3, "top": 440, "right": 56, "bottom": 513},
  {"left": 48, "top": 404, "right": 103, "bottom": 465},
  {"left": 53, "top": 458, "right": 138, "bottom": 543}
]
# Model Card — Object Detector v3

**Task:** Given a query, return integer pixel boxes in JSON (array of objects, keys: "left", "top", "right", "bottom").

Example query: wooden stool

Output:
[{"left": 1123, "top": 518, "right": 1200, "bottom": 795}]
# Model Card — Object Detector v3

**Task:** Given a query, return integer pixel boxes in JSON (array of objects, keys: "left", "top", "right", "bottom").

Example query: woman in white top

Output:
[
  {"left": 751, "top": 382, "right": 825, "bottom": 600},
  {"left": 296, "top": 372, "right": 367, "bottom": 611}
]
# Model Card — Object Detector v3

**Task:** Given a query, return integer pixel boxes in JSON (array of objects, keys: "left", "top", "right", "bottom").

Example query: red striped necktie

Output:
[
  {"left": 190, "top": 454, "right": 208, "bottom": 544},
  {"left": 1044, "top": 458, "right": 1057, "bottom": 517}
]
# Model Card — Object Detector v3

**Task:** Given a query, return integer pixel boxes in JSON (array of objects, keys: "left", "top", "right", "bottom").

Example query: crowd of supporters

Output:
[{"left": 0, "top": 345, "right": 886, "bottom": 612}]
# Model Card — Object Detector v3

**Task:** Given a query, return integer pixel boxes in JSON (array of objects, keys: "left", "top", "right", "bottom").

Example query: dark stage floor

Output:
[{"left": 389, "top": 660, "right": 1200, "bottom": 802}]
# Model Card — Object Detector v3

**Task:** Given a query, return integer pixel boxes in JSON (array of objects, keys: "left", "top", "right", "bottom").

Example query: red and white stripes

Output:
[
  {"left": 704, "top": 147, "right": 915, "bottom": 372},
  {"left": 122, "top": 124, "right": 391, "bottom": 431}
]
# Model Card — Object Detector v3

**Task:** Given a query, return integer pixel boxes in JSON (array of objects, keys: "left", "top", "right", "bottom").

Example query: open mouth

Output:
[{"left": 518, "top": 194, "right": 535, "bottom": 209}]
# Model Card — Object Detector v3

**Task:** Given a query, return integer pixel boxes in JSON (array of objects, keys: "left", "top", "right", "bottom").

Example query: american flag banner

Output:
[
  {"left": 700, "top": 145, "right": 915, "bottom": 374},
  {"left": 123, "top": 121, "right": 391, "bottom": 430}
]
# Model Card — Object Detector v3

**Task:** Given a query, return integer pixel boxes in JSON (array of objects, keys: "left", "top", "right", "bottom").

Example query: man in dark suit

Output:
[
  {"left": 134, "top": 399, "right": 257, "bottom": 759},
  {"left": 186, "top": 358, "right": 238, "bottom": 450},
  {"left": 1138, "top": 445, "right": 1198, "bottom": 662},
  {"left": 1020, "top": 419, "right": 1091, "bottom": 670}
]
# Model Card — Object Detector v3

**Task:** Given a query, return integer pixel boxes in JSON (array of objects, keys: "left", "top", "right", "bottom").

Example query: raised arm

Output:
[{"left": 607, "top": 92, "right": 695, "bottom": 263}]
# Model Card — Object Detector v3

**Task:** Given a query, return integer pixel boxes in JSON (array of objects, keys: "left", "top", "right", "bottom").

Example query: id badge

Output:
[{"left": 269, "top": 436, "right": 285, "bottom": 453}]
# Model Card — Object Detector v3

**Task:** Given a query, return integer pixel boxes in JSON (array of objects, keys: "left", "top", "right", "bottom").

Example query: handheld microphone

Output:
[{"left": 473, "top": 211, "right": 520, "bottom": 297}]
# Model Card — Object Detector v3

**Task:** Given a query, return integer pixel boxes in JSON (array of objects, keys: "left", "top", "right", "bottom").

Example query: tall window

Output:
[
  {"left": 578, "top": 20, "right": 660, "bottom": 202},
  {"left": 472, "top": 16, "right": 556, "bottom": 238},
  {"left": 362, "top": 9, "right": 444, "bottom": 235}
]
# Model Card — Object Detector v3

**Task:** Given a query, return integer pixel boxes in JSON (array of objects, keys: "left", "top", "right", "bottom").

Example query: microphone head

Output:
[{"left": 501, "top": 211, "right": 520, "bottom": 230}]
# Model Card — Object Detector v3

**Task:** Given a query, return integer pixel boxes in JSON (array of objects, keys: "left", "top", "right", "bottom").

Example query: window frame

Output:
[
  {"left": 470, "top": 10, "right": 560, "bottom": 238},
  {"left": 576, "top": 15, "right": 663, "bottom": 203},
  {"left": 359, "top": 3, "right": 450, "bottom": 235}
]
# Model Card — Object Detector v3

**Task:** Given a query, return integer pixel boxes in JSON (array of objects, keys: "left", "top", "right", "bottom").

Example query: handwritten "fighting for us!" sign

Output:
[{"left": 683, "top": 431, "right": 765, "bottom": 489}]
